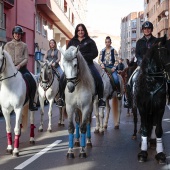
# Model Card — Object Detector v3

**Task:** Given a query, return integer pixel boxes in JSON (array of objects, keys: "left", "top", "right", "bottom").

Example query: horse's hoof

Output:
[
  {"left": 99, "top": 131, "right": 104, "bottom": 135},
  {"left": 86, "top": 143, "right": 92, "bottom": 148},
  {"left": 6, "top": 149, "right": 13, "bottom": 154},
  {"left": 74, "top": 141, "right": 80, "bottom": 147},
  {"left": 155, "top": 152, "right": 166, "bottom": 164},
  {"left": 38, "top": 129, "right": 43, "bottom": 132},
  {"left": 94, "top": 129, "right": 99, "bottom": 134},
  {"left": 132, "top": 135, "right": 137, "bottom": 140},
  {"left": 13, "top": 152, "right": 19, "bottom": 157},
  {"left": 104, "top": 125, "right": 107, "bottom": 129},
  {"left": 138, "top": 151, "right": 148, "bottom": 163},
  {"left": 47, "top": 130, "right": 52, "bottom": 133},
  {"left": 79, "top": 152, "right": 86, "bottom": 158},
  {"left": 149, "top": 139, "right": 156, "bottom": 149},
  {"left": 114, "top": 125, "right": 119, "bottom": 129},
  {"left": 67, "top": 152, "right": 75, "bottom": 159},
  {"left": 60, "top": 124, "right": 65, "bottom": 127},
  {"left": 30, "top": 141, "right": 35, "bottom": 145}
]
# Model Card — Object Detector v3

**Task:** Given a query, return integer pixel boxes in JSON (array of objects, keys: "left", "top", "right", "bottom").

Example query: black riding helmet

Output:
[
  {"left": 142, "top": 21, "right": 153, "bottom": 31},
  {"left": 12, "top": 26, "right": 24, "bottom": 35}
]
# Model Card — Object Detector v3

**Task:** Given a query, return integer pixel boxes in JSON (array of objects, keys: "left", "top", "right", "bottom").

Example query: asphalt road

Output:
[{"left": 0, "top": 102, "right": 170, "bottom": 170}]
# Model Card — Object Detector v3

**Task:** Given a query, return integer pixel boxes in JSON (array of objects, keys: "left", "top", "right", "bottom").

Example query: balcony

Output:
[
  {"left": 157, "top": 18, "right": 169, "bottom": 33},
  {"left": 36, "top": 0, "right": 74, "bottom": 39},
  {"left": 157, "top": 0, "right": 169, "bottom": 16},
  {"left": 3, "top": 0, "right": 14, "bottom": 9}
]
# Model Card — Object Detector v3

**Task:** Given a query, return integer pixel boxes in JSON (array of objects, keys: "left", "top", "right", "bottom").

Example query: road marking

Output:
[{"left": 14, "top": 140, "right": 62, "bottom": 169}]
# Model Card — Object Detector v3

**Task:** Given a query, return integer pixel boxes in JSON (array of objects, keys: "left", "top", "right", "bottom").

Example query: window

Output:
[
  {"left": 0, "top": 1, "right": 5, "bottom": 29},
  {"left": 42, "top": 19, "right": 47, "bottom": 37},
  {"left": 36, "top": 13, "right": 42, "bottom": 33}
]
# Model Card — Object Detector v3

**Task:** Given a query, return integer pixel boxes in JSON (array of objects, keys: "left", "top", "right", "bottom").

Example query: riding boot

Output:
[
  {"left": 124, "top": 84, "right": 132, "bottom": 108},
  {"left": 97, "top": 79, "right": 106, "bottom": 108},
  {"left": 56, "top": 74, "right": 66, "bottom": 107},
  {"left": 116, "top": 82, "right": 122, "bottom": 100}
]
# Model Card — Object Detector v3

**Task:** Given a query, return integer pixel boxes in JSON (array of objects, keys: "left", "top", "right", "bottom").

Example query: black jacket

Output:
[
  {"left": 136, "top": 35, "right": 156, "bottom": 66},
  {"left": 67, "top": 36, "right": 98, "bottom": 65}
]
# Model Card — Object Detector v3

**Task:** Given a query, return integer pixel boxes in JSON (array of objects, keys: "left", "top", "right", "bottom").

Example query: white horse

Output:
[
  {"left": 60, "top": 46, "right": 95, "bottom": 159},
  {"left": 93, "top": 62, "right": 124, "bottom": 134},
  {"left": 37, "top": 60, "right": 65, "bottom": 132},
  {"left": 0, "top": 46, "right": 38, "bottom": 156}
]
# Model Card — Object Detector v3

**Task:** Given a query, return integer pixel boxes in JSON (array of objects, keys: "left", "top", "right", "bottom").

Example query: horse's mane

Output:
[{"left": 64, "top": 46, "right": 95, "bottom": 92}]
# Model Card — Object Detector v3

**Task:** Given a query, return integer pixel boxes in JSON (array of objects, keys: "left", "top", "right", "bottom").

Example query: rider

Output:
[
  {"left": 99, "top": 36, "right": 122, "bottom": 100},
  {"left": 124, "top": 21, "right": 157, "bottom": 108},
  {"left": 44, "top": 39, "right": 63, "bottom": 79},
  {"left": 56, "top": 23, "right": 106, "bottom": 108},
  {"left": 117, "top": 58, "right": 125, "bottom": 74},
  {"left": 4, "top": 26, "right": 38, "bottom": 111}
]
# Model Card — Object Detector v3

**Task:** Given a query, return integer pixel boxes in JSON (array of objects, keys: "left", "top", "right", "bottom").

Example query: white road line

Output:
[{"left": 14, "top": 140, "right": 62, "bottom": 170}]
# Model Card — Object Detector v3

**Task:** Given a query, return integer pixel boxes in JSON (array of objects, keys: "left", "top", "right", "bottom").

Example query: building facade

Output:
[
  {"left": 144, "top": 0, "right": 170, "bottom": 38},
  {"left": 0, "top": 0, "right": 87, "bottom": 73},
  {"left": 120, "top": 12, "right": 144, "bottom": 61}
]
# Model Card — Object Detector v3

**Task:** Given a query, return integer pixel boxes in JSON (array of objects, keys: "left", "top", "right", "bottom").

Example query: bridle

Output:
[
  {"left": 0, "top": 52, "right": 18, "bottom": 81},
  {"left": 65, "top": 54, "right": 80, "bottom": 87}
]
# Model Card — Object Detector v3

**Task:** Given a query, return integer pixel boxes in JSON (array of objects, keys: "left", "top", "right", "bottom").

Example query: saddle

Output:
[{"left": 104, "top": 68, "right": 117, "bottom": 91}]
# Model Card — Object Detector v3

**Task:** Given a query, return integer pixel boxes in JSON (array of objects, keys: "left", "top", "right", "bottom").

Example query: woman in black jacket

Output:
[{"left": 56, "top": 23, "right": 105, "bottom": 108}]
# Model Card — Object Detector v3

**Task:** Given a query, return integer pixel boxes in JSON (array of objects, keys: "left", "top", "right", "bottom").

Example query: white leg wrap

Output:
[
  {"left": 141, "top": 136, "right": 147, "bottom": 151},
  {"left": 151, "top": 126, "right": 156, "bottom": 139},
  {"left": 156, "top": 138, "right": 163, "bottom": 153}
]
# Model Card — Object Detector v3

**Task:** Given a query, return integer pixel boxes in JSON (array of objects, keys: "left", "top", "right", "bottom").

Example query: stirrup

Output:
[
  {"left": 117, "top": 92, "right": 122, "bottom": 100},
  {"left": 98, "top": 99, "right": 106, "bottom": 108},
  {"left": 56, "top": 98, "right": 65, "bottom": 107}
]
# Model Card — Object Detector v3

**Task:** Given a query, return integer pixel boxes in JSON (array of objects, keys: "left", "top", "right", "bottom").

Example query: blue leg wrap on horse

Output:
[
  {"left": 69, "top": 134, "right": 74, "bottom": 148},
  {"left": 75, "top": 123, "right": 80, "bottom": 139},
  {"left": 86, "top": 124, "right": 91, "bottom": 139},
  {"left": 81, "top": 133, "right": 86, "bottom": 147}
]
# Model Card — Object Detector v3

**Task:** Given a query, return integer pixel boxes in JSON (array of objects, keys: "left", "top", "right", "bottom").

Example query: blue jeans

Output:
[{"left": 112, "top": 71, "right": 119, "bottom": 85}]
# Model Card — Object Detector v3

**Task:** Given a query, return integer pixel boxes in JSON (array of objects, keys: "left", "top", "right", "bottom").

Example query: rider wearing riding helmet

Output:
[
  {"left": 124, "top": 21, "right": 157, "bottom": 108},
  {"left": 4, "top": 26, "right": 38, "bottom": 111},
  {"left": 56, "top": 23, "right": 106, "bottom": 108}
]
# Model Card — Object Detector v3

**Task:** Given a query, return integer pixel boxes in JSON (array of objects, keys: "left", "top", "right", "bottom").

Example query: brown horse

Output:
[{"left": 120, "top": 58, "right": 138, "bottom": 139}]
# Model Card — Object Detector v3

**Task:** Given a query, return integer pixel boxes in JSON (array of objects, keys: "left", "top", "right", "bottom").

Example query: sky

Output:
[{"left": 86, "top": 0, "right": 144, "bottom": 36}]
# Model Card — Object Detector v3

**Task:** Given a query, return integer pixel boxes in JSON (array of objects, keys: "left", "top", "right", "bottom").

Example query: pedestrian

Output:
[
  {"left": 124, "top": 21, "right": 157, "bottom": 108},
  {"left": 4, "top": 26, "right": 38, "bottom": 111},
  {"left": 99, "top": 36, "right": 122, "bottom": 99},
  {"left": 44, "top": 39, "right": 63, "bottom": 79},
  {"left": 56, "top": 23, "right": 106, "bottom": 108}
]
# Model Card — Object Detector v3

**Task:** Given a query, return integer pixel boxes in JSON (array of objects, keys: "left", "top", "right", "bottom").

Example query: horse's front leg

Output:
[
  {"left": 47, "top": 99, "right": 54, "bottom": 132},
  {"left": 93, "top": 97, "right": 100, "bottom": 133},
  {"left": 104, "top": 99, "right": 110, "bottom": 129},
  {"left": 155, "top": 110, "right": 166, "bottom": 164},
  {"left": 2, "top": 108, "right": 13, "bottom": 154},
  {"left": 13, "top": 108, "right": 22, "bottom": 157},
  {"left": 86, "top": 114, "right": 92, "bottom": 148},
  {"left": 74, "top": 110, "right": 80, "bottom": 147},
  {"left": 99, "top": 107, "right": 104, "bottom": 134},
  {"left": 58, "top": 106, "right": 65, "bottom": 127},
  {"left": 38, "top": 95, "right": 45, "bottom": 132},
  {"left": 29, "top": 109, "right": 36, "bottom": 144}
]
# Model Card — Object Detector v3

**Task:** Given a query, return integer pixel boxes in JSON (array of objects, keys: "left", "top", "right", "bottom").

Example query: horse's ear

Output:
[
  {"left": 126, "top": 58, "right": 129, "bottom": 65},
  {"left": 76, "top": 45, "right": 80, "bottom": 54},
  {"left": 58, "top": 46, "right": 65, "bottom": 56}
]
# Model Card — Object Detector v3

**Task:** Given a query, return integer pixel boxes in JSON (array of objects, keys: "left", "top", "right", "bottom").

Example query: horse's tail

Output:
[
  {"left": 21, "top": 104, "right": 29, "bottom": 132},
  {"left": 111, "top": 95, "right": 122, "bottom": 127}
]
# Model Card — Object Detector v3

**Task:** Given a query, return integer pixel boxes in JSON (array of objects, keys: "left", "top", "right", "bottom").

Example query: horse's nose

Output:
[{"left": 67, "top": 82, "right": 75, "bottom": 93}]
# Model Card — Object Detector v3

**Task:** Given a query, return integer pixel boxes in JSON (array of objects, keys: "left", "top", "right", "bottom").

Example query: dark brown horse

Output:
[{"left": 120, "top": 58, "right": 138, "bottom": 139}]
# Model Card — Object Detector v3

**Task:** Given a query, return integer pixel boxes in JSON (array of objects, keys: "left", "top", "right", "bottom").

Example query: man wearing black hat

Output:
[{"left": 124, "top": 21, "right": 157, "bottom": 108}]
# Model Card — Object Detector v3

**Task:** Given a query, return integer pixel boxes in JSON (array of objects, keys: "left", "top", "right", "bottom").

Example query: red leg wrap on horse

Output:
[
  {"left": 14, "top": 135, "right": 20, "bottom": 148},
  {"left": 30, "top": 124, "right": 36, "bottom": 137},
  {"left": 7, "top": 133, "right": 12, "bottom": 145},
  {"left": 20, "top": 124, "right": 23, "bottom": 128}
]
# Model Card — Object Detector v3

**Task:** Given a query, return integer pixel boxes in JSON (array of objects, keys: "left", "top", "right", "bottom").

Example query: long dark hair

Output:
[
  {"left": 74, "top": 23, "right": 89, "bottom": 38},
  {"left": 49, "top": 39, "right": 57, "bottom": 49}
]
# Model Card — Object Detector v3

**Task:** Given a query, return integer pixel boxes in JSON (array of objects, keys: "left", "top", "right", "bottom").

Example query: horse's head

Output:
[
  {"left": 60, "top": 46, "right": 79, "bottom": 93},
  {"left": 38, "top": 60, "right": 53, "bottom": 88},
  {"left": 155, "top": 35, "right": 170, "bottom": 81}
]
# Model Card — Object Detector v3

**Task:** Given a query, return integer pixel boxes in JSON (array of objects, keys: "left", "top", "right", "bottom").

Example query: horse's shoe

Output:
[
  {"left": 86, "top": 142, "right": 92, "bottom": 148},
  {"left": 99, "top": 131, "right": 104, "bottom": 135},
  {"left": 13, "top": 152, "right": 19, "bottom": 157},
  {"left": 104, "top": 125, "right": 107, "bottom": 129},
  {"left": 155, "top": 152, "right": 166, "bottom": 164},
  {"left": 30, "top": 140, "right": 35, "bottom": 145},
  {"left": 138, "top": 151, "right": 148, "bottom": 162},
  {"left": 79, "top": 152, "right": 87, "bottom": 158},
  {"left": 6, "top": 149, "right": 13, "bottom": 154},
  {"left": 74, "top": 141, "right": 80, "bottom": 147},
  {"left": 67, "top": 152, "right": 75, "bottom": 159},
  {"left": 114, "top": 125, "right": 119, "bottom": 129},
  {"left": 58, "top": 123, "right": 65, "bottom": 127},
  {"left": 47, "top": 129, "right": 52, "bottom": 133},
  {"left": 38, "top": 129, "right": 43, "bottom": 132},
  {"left": 94, "top": 129, "right": 99, "bottom": 133},
  {"left": 149, "top": 139, "right": 156, "bottom": 149}
]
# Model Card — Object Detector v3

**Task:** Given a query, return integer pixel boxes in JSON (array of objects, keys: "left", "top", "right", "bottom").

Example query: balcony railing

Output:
[
  {"left": 157, "top": 0, "right": 169, "bottom": 16},
  {"left": 157, "top": 18, "right": 168, "bottom": 33}
]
